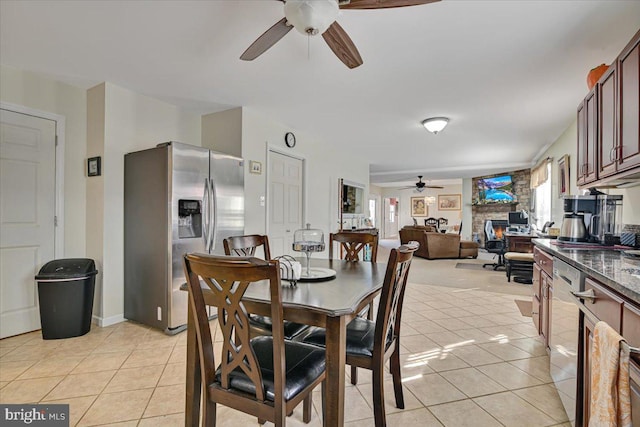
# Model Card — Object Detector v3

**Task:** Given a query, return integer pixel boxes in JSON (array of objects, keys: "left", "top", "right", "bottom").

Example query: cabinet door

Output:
[
  {"left": 541, "top": 271, "right": 551, "bottom": 348},
  {"left": 584, "top": 88, "right": 599, "bottom": 184},
  {"left": 617, "top": 33, "right": 640, "bottom": 172},
  {"left": 631, "top": 361, "right": 640, "bottom": 427},
  {"left": 545, "top": 277, "right": 552, "bottom": 349},
  {"left": 583, "top": 314, "right": 596, "bottom": 426},
  {"left": 532, "top": 263, "right": 542, "bottom": 334},
  {"left": 598, "top": 64, "right": 618, "bottom": 178},
  {"left": 577, "top": 100, "right": 587, "bottom": 185}
]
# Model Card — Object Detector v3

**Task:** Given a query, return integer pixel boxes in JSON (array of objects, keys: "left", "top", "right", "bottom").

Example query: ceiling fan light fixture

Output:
[
  {"left": 284, "top": 0, "right": 339, "bottom": 36},
  {"left": 422, "top": 117, "right": 449, "bottom": 134}
]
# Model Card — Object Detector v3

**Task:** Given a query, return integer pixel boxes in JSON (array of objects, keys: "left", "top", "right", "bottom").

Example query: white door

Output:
[
  {"left": 0, "top": 109, "right": 56, "bottom": 338},
  {"left": 383, "top": 197, "right": 398, "bottom": 239},
  {"left": 268, "top": 151, "right": 303, "bottom": 257}
]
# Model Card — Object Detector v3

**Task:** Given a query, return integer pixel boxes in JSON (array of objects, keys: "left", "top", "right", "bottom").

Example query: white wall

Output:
[
  {"left": 0, "top": 65, "right": 87, "bottom": 257},
  {"left": 202, "top": 107, "right": 242, "bottom": 158},
  {"left": 537, "top": 119, "right": 580, "bottom": 226},
  {"left": 461, "top": 178, "right": 473, "bottom": 241},
  {"left": 240, "top": 107, "right": 370, "bottom": 244},
  {"left": 540, "top": 119, "right": 640, "bottom": 227},
  {"left": 387, "top": 184, "right": 464, "bottom": 229},
  {"left": 87, "top": 82, "right": 201, "bottom": 324}
]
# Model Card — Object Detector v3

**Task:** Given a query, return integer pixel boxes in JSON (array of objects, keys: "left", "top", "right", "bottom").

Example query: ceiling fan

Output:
[
  {"left": 397, "top": 176, "right": 444, "bottom": 192},
  {"left": 240, "top": 0, "right": 440, "bottom": 69}
]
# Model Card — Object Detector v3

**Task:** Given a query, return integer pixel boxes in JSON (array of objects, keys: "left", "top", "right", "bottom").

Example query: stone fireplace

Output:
[{"left": 472, "top": 169, "right": 531, "bottom": 247}]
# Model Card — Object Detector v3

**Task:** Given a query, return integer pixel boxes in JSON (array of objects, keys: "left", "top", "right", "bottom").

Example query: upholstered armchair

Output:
[{"left": 399, "top": 226, "right": 478, "bottom": 260}]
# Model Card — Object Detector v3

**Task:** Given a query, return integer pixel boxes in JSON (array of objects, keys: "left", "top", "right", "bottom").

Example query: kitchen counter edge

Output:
[{"left": 532, "top": 238, "right": 640, "bottom": 304}]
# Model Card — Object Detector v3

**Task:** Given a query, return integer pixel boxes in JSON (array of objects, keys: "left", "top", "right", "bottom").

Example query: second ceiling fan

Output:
[
  {"left": 240, "top": 0, "right": 440, "bottom": 69},
  {"left": 398, "top": 176, "right": 443, "bottom": 192}
]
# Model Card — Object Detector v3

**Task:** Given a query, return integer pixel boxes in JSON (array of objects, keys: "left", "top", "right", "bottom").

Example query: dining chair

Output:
[
  {"left": 437, "top": 217, "right": 449, "bottom": 230},
  {"left": 223, "top": 234, "right": 272, "bottom": 259},
  {"left": 223, "top": 234, "right": 310, "bottom": 341},
  {"left": 424, "top": 217, "right": 439, "bottom": 229},
  {"left": 329, "top": 231, "right": 378, "bottom": 262},
  {"left": 302, "top": 243, "right": 418, "bottom": 427},
  {"left": 183, "top": 254, "right": 326, "bottom": 426}
]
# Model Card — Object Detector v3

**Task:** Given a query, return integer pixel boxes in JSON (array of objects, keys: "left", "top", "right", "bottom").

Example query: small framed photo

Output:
[
  {"left": 411, "top": 196, "right": 428, "bottom": 217},
  {"left": 438, "top": 194, "right": 461, "bottom": 211},
  {"left": 87, "top": 156, "right": 101, "bottom": 177},
  {"left": 558, "top": 155, "right": 569, "bottom": 198},
  {"left": 249, "top": 160, "right": 262, "bottom": 175}
]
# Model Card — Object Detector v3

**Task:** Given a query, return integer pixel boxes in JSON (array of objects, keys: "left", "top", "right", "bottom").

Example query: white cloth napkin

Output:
[{"left": 277, "top": 258, "right": 301, "bottom": 281}]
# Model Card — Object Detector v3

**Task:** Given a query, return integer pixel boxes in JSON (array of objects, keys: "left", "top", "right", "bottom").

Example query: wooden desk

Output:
[
  {"left": 184, "top": 258, "right": 387, "bottom": 427},
  {"left": 505, "top": 233, "right": 535, "bottom": 253}
]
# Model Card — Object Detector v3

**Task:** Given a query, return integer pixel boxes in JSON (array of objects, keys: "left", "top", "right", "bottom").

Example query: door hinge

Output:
[
  {"left": 55, "top": 135, "right": 58, "bottom": 146},
  {"left": 54, "top": 216, "right": 58, "bottom": 227}
]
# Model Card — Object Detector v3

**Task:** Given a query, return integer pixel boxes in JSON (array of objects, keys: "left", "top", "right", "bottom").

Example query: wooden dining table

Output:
[{"left": 184, "top": 258, "right": 387, "bottom": 427}]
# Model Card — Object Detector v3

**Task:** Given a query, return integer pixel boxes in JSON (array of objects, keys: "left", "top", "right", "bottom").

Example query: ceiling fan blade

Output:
[
  {"left": 339, "top": 0, "right": 440, "bottom": 10},
  {"left": 426, "top": 185, "right": 444, "bottom": 189},
  {"left": 322, "top": 21, "right": 363, "bottom": 69},
  {"left": 240, "top": 18, "right": 293, "bottom": 61}
]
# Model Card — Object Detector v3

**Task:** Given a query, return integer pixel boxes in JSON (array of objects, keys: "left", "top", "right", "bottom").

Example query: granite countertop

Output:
[{"left": 533, "top": 238, "right": 640, "bottom": 304}]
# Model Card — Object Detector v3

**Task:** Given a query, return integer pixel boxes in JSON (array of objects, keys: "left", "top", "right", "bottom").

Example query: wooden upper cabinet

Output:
[
  {"left": 577, "top": 30, "right": 639, "bottom": 188},
  {"left": 617, "top": 32, "right": 640, "bottom": 172},
  {"left": 585, "top": 88, "right": 599, "bottom": 184},
  {"left": 577, "top": 100, "right": 586, "bottom": 185},
  {"left": 598, "top": 64, "right": 618, "bottom": 178},
  {"left": 577, "top": 88, "right": 598, "bottom": 186}
]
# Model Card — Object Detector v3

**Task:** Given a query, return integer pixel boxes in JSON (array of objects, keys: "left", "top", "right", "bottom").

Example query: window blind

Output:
[{"left": 530, "top": 158, "right": 551, "bottom": 189}]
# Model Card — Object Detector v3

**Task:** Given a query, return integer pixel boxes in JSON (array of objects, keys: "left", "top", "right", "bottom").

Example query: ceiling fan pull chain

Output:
[{"left": 307, "top": 33, "right": 310, "bottom": 60}]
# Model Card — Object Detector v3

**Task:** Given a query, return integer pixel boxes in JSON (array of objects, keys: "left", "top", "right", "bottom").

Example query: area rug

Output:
[
  {"left": 455, "top": 262, "right": 486, "bottom": 270},
  {"left": 514, "top": 299, "right": 533, "bottom": 317}
]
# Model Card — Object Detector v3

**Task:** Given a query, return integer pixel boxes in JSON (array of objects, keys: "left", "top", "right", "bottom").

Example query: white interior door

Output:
[
  {"left": 383, "top": 197, "right": 398, "bottom": 239},
  {"left": 268, "top": 151, "right": 303, "bottom": 257},
  {"left": 1, "top": 109, "right": 56, "bottom": 338}
]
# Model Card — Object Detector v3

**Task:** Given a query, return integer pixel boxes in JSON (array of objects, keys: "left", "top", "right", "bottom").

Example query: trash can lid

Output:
[{"left": 35, "top": 258, "right": 98, "bottom": 280}]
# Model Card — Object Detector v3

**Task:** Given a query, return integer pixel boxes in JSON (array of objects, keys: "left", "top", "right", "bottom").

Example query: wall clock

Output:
[{"left": 285, "top": 132, "right": 296, "bottom": 148}]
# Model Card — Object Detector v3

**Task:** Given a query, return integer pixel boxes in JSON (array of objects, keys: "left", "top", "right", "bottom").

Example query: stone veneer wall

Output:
[{"left": 472, "top": 168, "right": 531, "bottom": 247}]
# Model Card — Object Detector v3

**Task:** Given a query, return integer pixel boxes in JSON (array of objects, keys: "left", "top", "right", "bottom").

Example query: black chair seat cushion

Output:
[
  {"left": 249, "top": 314, "right": 310, "bottom": 340},
  {"left": 215, "top": 336, "right": 325, "bottom": 402},
  {"left": 303, "top": 317, "right": 390, "bottom": 358}
]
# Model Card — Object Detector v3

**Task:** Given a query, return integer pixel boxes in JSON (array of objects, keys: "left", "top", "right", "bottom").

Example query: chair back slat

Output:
[
  {"left": 374, "top": 244, "right": 417, "bottom": 357},
  {"left": 183, "top": 254, "right": 284, "bottom": 403},
  {"left": 223, "top": 235, "right": 272, "bottom": 260},
  {"left": 329, "top": 232, "right": 378, "bottom": 262}
]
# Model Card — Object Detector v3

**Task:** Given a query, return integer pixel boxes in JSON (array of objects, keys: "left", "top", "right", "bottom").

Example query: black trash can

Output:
[{"left": 35, "top": 258, "right": 98, "bottom": 340}]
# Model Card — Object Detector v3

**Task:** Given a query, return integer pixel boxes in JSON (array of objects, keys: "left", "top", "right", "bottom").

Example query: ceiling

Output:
[{"left": 1, "top": 1, "right": 639, "bottom": 188}]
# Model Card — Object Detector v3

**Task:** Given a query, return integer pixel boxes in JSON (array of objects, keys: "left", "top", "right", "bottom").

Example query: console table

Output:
[{"left": 505, "top": 233, "right": 535, "bottom": 253}]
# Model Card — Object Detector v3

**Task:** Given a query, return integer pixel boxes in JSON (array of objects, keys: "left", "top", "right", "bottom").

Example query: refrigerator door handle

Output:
[
  {"left": 210, "top": 177, "right": 218, "bottom": 252},
  {"left": 202, "top": 178, "right": 210, "bottom": 249}
]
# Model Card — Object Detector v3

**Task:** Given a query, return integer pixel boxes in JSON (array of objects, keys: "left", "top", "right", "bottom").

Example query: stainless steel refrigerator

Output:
[{"left": 124, "top": 141, "right": 244, "bottom": 333}]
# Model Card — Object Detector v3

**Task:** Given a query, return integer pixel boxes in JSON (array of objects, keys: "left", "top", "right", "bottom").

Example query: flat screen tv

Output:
[{"left": 477, "top": 175, "right": 516, "bottom": 203}]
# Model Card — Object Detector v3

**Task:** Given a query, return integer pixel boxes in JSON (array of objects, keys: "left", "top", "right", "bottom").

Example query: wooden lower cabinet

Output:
[
  {"left": 632, "top": 361, "right": 640, "bottom": 427},
  {"left": 582, "top": 315, "right": 596, "bottom": 427},
  {"left": 532, "top": 264, "right": 541, "bottom": 334},
  {"left": 541, "top": 271, "right": 552, "bottom": 348},
  {"left": 580, "top": 277, "right": 639, "bottom": 425},
  {"left": 532, "top": 258, "right": 552, "bottom": 348}
]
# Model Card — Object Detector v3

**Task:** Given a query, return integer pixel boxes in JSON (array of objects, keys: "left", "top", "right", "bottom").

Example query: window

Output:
[{"left": 533, "top": 163, "right": 552, "bottom": 230}]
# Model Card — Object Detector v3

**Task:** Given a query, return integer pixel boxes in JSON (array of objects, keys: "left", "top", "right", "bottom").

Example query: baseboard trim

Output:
[{"left": 92, "top": 314, "right": 125, "bottom": 327}]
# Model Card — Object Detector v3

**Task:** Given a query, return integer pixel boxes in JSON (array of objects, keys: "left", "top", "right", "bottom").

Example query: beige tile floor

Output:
[{"left": 0, "top": 282, "right": 570, "bottom": 426}]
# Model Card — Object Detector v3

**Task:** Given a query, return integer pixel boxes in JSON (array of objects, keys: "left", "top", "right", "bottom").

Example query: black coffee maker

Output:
[
  {"left": 559, "top": 196, "right": 596, "bottom": 242},
  {"left": 559, "top": 192, "right": 623, "bottom": 244}
]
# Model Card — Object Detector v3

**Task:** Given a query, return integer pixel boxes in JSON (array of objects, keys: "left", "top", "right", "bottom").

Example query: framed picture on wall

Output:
[
  {"left": 438, "top": 194, "right": 461, "bottom": 210},
  {"left": 558, "top": 155, "right": 569, "bottom": 198},
  {"left": 411, "top": 197, "right": 428, "bottom": 217}
]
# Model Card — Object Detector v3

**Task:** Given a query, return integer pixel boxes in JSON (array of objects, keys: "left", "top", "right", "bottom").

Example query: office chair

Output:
[{"left": 482, "top": 220, "right": 506, "bottom": 270}]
